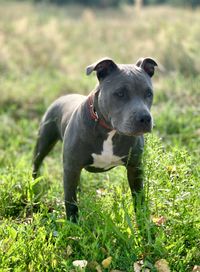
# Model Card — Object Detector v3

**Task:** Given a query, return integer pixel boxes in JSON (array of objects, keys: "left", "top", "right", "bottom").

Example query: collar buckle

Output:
[{"left": 87, "top": 94, "right": 112, "bottom": 130}]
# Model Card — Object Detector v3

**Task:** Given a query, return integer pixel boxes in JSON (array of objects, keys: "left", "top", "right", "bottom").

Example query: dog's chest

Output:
[{"left": 90, "top": 131, "right": 125, "bottom": 170}]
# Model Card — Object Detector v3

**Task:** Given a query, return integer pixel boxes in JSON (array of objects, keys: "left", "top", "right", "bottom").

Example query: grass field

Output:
[{"left": 0, "top": 2, "right": 200, "bottom": 271}]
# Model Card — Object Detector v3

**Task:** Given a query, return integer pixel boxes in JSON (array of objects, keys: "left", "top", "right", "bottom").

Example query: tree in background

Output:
[
  {"left": 33, "top": 0, "right": 200, "bottom": 7},
  {"left": 135, "top": 0, "right": 143, "bottom": 9},
  {"left": 34, "top": 0, "right": 133, "bottom": 7},
  {"left": 169, "top": 0, "right": 200, "bottom": 7},
  {"left": 143, "top": 0, "right": 199, "bottom": 7}
]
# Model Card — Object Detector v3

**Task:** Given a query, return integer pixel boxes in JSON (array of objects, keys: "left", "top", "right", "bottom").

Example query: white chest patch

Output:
[{"left": 91, "top": 130, "right": 124, "bottom": 170}]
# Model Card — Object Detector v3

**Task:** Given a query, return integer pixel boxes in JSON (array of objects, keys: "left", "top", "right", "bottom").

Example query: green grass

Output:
[{"left": 0, "top": 2, "right": 200, "bottom": 271}]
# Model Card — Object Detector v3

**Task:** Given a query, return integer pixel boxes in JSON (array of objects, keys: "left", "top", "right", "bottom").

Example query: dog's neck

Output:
[{"left": 88, "top": 88, "right": 113, "bottom": 130}]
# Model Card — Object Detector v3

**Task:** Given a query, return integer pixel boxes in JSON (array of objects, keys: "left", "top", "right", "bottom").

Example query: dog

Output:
[{"left": 33, "top": 57, "right": 157, "bottom": 222}]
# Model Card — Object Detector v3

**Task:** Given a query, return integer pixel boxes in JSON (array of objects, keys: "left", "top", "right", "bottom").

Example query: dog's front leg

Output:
[
  {"left": 63, "top": 166, "right": 81, "bottom": 223},
  {"left": 126, "top": 163, "right": 144, "bottom": 212}
]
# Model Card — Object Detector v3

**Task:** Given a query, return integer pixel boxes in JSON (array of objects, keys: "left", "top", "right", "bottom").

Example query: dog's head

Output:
[{"left": 86, "top": 57, "right": 157, "bottom": 136}]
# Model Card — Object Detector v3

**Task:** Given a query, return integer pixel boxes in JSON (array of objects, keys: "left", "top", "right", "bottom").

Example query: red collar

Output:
[{"left": 87, "top": 94, "right": 112, "bottom": 130}]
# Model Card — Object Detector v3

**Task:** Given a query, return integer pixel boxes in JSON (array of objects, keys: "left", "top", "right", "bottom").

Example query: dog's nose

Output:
[{"left": 139, "top": 114, "right": 151, "bottom": 124}]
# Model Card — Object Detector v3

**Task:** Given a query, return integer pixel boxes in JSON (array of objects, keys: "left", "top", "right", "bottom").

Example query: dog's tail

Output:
[{"left": 32, "top": 113, "right": 60, "bottom": 179}]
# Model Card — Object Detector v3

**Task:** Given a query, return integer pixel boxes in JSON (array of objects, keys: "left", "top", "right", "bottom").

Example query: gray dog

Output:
[{"left": 33, "top": 57, "right": 157, "bottom": 222}]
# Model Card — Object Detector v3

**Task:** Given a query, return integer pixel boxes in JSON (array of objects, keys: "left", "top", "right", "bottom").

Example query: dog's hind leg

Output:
[{"left": 32, "top": 117, "right": 60, "bottom": 179}]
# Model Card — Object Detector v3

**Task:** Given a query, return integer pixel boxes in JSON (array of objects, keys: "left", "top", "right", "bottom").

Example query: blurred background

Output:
[
  {"left": 23, "top": 0, "right": 200, "bottom": 8},
  {"left": 0, "top": 0, "right": 199, "bottom": 151}
]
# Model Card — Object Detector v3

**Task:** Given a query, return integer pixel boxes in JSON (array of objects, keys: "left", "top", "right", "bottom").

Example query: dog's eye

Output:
[
  {"left": 117, "top": 91, "right": 124, "bottom": 97},
  {"left": 146, "top": 89, "right": 153, "bottom": 98},
  {"left": 115, "top": 90, "right": 125, "bottom": 98}
]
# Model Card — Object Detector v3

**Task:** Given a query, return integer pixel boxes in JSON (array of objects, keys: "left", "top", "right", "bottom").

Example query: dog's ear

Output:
[
  {"left": 136, "top": 57, "right": 158, "bottom": 77},
  {"left": 86, "top": 58, "right": 118, "bottom": 81}
]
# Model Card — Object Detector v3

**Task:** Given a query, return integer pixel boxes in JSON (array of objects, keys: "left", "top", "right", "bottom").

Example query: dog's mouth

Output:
[
  {"left": 111, "top": 118, "right": 153, "bottom": 137},
  {"left": 114, "top": 127, "right": 152, "bottom": 137}
]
